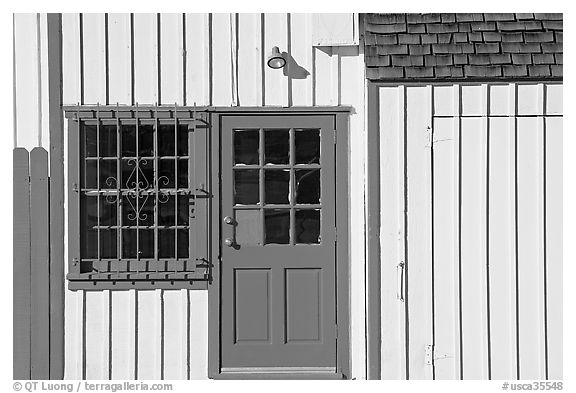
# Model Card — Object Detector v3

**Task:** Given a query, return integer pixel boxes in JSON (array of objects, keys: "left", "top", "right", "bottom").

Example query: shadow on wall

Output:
[{"left": 282, "top": 52, "right": 310, "bottom": 79}]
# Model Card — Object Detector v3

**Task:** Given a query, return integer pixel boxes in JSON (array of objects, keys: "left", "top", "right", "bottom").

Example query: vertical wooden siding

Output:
[
  {"left": 53, "top": 13, "right": 366, "bottom": 379},
  {"left": 378, "top": 82, "right": 563, "bottom": 380}
]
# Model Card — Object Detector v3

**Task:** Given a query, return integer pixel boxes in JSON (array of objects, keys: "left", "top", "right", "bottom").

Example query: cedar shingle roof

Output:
[{"left": 363, "top": 13, "right": 563, "bottom": 80}]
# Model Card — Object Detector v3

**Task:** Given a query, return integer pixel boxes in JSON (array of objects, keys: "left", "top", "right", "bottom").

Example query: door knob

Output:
[
  {"left": 224, "top": 216, "right": 235, "bottom": 225},
  {"left": 224, "top": 238, "right": 235, "bottom": 247}
]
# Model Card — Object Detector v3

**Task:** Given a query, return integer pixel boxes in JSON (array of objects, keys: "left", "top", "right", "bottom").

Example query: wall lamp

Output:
[{"left": 267, "top": 46, "right": 286, "bottom": 69}]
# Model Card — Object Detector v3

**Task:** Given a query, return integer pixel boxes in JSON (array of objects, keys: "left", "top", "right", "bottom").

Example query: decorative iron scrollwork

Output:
[{"left": 103, "top": 158, "right": 172, "bottom": 221}]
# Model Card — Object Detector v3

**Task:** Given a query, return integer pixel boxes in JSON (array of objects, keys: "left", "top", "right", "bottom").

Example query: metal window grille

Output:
[{"left": 66, "top": 105, "right": 211, "bottom": 290}]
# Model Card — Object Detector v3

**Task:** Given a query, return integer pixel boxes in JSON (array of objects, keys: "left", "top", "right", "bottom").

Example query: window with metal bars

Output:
[{"left": 66, "top": 106, "right": 211, "bottom": 290}]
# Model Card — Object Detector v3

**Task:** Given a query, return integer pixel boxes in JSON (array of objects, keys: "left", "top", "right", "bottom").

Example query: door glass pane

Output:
[
  {"left": 295, "top": 129, "right": 320, "bottom": 164},
  {"left": 234, "top": 169, "right": 259, "bottom": 205},
  {"left": 100, "top": 125, "right": 117, "bottom": 157},
  {"left": 264, "top": 209, "right": 290, "bottom": 244},
  {"left": 264, "top": 129, "right": 289, "bottom": 164},
  {"left": 234, "top": 129, "right": 259, "bottom": 165},
  {"left": 265, "top": 170, "right": 290, "bottom": 204},
  {"left": 295, "top": 169, "right": 321, "bottom": 204},
  {"left": 295, "top": 209, "right": 320, "bottom": 244}
]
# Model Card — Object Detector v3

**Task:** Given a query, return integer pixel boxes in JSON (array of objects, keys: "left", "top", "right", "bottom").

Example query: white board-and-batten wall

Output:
[
  {"left": 13, "top": 13, "right": 367, "bottom": 379},
  {"left": 377, "top": 82, "right": 563, "bottom": 380}
]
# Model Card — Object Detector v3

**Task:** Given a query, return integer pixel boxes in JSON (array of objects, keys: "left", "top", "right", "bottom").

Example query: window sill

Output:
[{"left": 67, "top": 278, "right": 209, "bottom": 291}]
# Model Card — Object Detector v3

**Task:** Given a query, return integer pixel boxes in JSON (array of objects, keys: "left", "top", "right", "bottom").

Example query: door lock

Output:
[
  {"left": 224, "top": 238, "right": 235, "bottom": 247},
  {"left": 224, "top": 216, "right": 236, "bottom": 225}
]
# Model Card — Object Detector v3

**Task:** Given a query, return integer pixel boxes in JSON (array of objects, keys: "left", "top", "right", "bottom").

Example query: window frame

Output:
[{"left": 66, "top": 106, "right": 212, "bottom": 290}]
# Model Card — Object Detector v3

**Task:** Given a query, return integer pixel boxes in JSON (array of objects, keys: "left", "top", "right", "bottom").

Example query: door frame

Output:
[{"left": 207, "top": 107, "right": 351, "bottom": 379}]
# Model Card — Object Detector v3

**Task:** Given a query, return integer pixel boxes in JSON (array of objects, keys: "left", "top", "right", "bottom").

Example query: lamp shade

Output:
[{"left": 267, "top": 46, "right": 286, "bottom": 69}]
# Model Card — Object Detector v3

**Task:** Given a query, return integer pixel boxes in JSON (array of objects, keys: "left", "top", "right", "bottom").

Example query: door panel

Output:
[{"left": 220, "top": 115, "right": 337, "bottom": 372}]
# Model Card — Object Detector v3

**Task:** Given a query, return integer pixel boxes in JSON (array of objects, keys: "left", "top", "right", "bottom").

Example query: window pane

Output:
[
  {"left": 100, "top": 160, "right": 117, "bottom": 189},
  {"left": 122, "top": 159, "right": 136, "bottom": 189},
  {"left": 234, "top": 169, "right": 259, "bottom": 205},
  {"left": 295, "top": 169, "right": 320, "bottom": 204},
  {"left": 100, "top": 125, "right": 117, "bottom": 157},
  {"left": 177, "top": 124, "right": 189, "bottom": 156},
  {"left": 138, "top": 124, "right": 154, "bottom": 157},
  {"left": 84, "top": 160, "right": 98, "bottom": 189},
  {"left": 265, "top": 170, "right": 290, "bottom": 204},
  {"left": 100, "top": 197, "right": 117, "bottom": 226},
  {"left": 158, "top": 124, "right": 175, "bottom": 156},
  {"left": 177, "top": 159, "right": 188, "bottom": 188},
  {"left": 139, "top": 195, "right": 155, "bottom": 227},
  {"left": 295, "top": 209, "right": 320, "bottom": 244},
  {"left": 159, "top": 195, "right": 175, "bottom": 226},
  {"left": 159, "top": 229, "right": 175, "bottom": 258},
  {"left": 264, "top": 209, "right": 290, "bottom": 244},
  {"left": 264, "top": 129, "right": 289, "bottom": 164},
  {"left": 140, "top": 159, "right": 154, "bottom": 188},
  {"left": 177, "top": 195, "right": 189, "bottom": 226},
  {"left": 295, "top": 129, "right": 320, "bottom": 164},
  {"left": 139, "top": 229, "right": 154, "bottom": 258},
  {"left": 81, "top": 195, "right": 98, "bottom": 258},
  {"left": 177, "top": 229, "right": 189, "bottom": 258},
  {"left": 234, "top": 129, "right": 259, "bottom": 165},
  {"left": 122, "top": 229, "right": 137, "bottom": 258},
  {"left": 159, "top": 159, "right": 175, "bottom": 188},
  {"left": 100, "top": 229, "right": 117, "bottom": 258},
  {"left": 121, "top": 124, "right": 136, "bottom": 156},
  {"left": 84, "top": 124, "right": 97, "bottom": 157},
  {"left": 122, "top": 195, "right": 138, "bottom": 224}
]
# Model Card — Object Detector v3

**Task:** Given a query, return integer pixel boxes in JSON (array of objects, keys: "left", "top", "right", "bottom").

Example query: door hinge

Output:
[{"left": 425, "top": 344, "right": 450, "bottom": 366}]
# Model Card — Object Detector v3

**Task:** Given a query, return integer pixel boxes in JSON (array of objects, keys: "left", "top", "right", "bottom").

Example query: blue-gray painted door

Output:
[{"left": 220, "top": 115, "right": 337, "bottom": 373}]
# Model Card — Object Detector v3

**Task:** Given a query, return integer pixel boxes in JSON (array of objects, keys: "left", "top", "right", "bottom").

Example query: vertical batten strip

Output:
[
  {"left": 516, "top": 98, "right": 547, "bottom": 379},
  {"left": 488, "top": 83, "right": 519, "bottom": 380},
  {"left": 82, "top": 14, "right": 107, "bottom": 104},
  {"left": 160, "top": 13, "right": 185, "bottom": 106},
  {"left": 185, "top": 13, "right": 211, "bottom": 106},
  {"left": 432, "top": 85, "right": 459, "bottom": 380},
  {"left": 378, "top": 85, "right": 404, "bottom": 380},
  {"left": 84, "top": 291, "right": 110, "bottom": 379},
  {"left": 163, "top": 290, "right": 187, "bottom": 379},
  {"left": 132, "top": 13, "right": 158, "bottom": 104},
  {"left": 290, "top": 13, "right": 313, "bottom": 106},
  {"left": 211, "top": 13, "right": 233, "bottom": 106},
  {"left": 406, "top": 85, "right": 434, "bottom": 380},
  {"left": 237, "top": 13, "right": 263, "bottom": 106},
  {"left": 111, "top": 290, "right": 136, "bottom": 379},
  {"left": 136, "top": 290, "right": 162, "bottom": 379},
  {"left": 544, "top": 95, "right": 563, "bottom": 380},
  {"left": 13, "top": 148, "right": 31, "bottom": 379},
  {"left": 189, "top": 291, "right": 209, "bottom": 379},
  {"left": 107, "top": 13, "right": 132, "bottom": 105},
  {"left": 14, "top": 13, "right": 41, "bottom": 150},
  {"left": 263, "top": 13, "right": 288, "bottom": 106},
  {"left": 460, "top": 106, "right": 489, "bottom": 379},
  {"left": 230, "top": 13, "right": 239, "bottom": 106},
  {"left": 36, "top": 14, "right": 42, "bottom": 147}
]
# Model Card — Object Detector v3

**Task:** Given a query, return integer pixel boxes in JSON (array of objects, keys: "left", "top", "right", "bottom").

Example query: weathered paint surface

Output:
[
  {"left": 14, "top": 13, "right": 366, "bottom": 379},
  {"left": 378, "top": 82, "right": 563, "bottom": 380}
]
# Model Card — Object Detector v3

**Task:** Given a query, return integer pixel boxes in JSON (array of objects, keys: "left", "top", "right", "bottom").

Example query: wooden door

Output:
[{"left": 219, "top": 115, "right": 337, "bottom": 374}]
